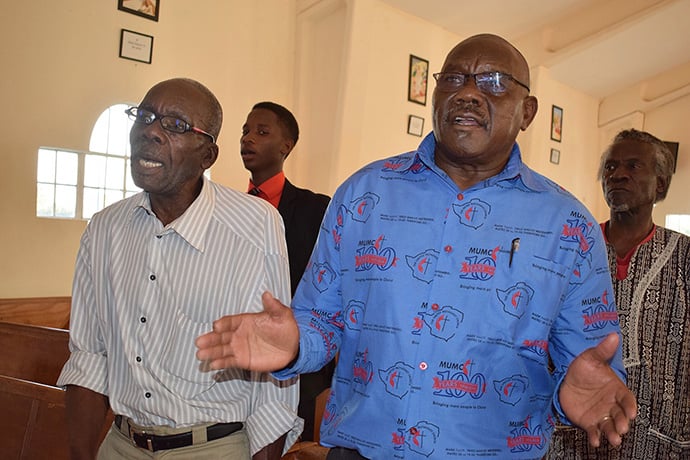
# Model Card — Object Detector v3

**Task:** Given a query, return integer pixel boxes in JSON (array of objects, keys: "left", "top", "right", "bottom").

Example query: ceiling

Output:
[{"left": 380, "top": 0, "right": 690, "bottom": 120}]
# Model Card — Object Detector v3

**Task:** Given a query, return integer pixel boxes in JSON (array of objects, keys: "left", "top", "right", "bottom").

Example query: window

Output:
[
  {"left": 665, "top": 214, "right": 690, "bottom": 237},
  {"left": 36, "top": 104, "right": 140, "bottom": 220}
]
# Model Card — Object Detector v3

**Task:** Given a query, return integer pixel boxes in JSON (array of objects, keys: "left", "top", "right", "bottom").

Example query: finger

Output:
[
  {"left": 261, "top": 291, "right": 289, "bottom": 315},
  {"left": 619, "top": 387, "right": 638, "bottom": 420},
  {"left": 590, "top": 332, "right": 620, "bottom": 363},
  {"left": 599, "top": 415, "right": 623, "bottom": 447},
  {"left": 195, "top": 330, "right": 222, "bottom": 350},
  {"left": 195, "top": 336, "right": 223, "bottom": 361}
]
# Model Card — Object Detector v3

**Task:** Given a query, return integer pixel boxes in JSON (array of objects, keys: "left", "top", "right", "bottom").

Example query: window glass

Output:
[
  {"left": 37, "top": 149, "right": 56, "bottom": 183},
  {"left": 55, "top": 185, "right": 77, "bottom": 218},
  {"left": 84, "top": 154, "right": 106, "bottom": 188},
  {"left": 36, "top": 183, "right": 55, "bottom": 217},
  {"left": 665, "top": 214, "right": 690, "bottom": 236},
  {"left": 37, "top": 103, "right": 140, "bottom": 220},
  {"left": 55, "top": 151, "right": 78, "bottom": 185},
  {"left": 106, "top": 156, "right": 126, "bottom": 189}
]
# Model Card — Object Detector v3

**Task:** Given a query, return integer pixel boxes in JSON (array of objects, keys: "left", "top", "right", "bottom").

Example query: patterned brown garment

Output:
[{"left": 547, "top": 226, "right": 690, "bottom": 460}]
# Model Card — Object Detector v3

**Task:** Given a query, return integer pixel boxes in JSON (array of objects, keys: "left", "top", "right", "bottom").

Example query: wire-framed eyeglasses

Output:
[
  {"left": 125, "top": 107, "right": 216, "bottom": 144},
  {"left": 433, "top": 71, "right": 530, "bottom": 96}
]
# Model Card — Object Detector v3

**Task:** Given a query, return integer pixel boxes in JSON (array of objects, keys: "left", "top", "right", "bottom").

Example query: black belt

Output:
[{"left": 114, "top": 415, "right": 243, "bottom": 452}]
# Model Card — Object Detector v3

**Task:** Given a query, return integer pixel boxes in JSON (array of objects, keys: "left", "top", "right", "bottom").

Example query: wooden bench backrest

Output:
[
  {"left": 0, "top": 375, "right": 113, "bottom": 460},
  {"left": 0, "top": 321, "right": 70, "bottom": 386},
  {"left": 0, "top": 375, "right": 70, "bottom": 460},
  {"left": 0, "top": 296, "right": 71, "bottom": 329}
]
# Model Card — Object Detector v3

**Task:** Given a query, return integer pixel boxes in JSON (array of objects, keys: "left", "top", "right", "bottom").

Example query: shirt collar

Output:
[
  {"left": 132, "top": 177, "right": 215, "bottom": 252},
  {"left": 408, "top": 132, "right": 549, "bottom": 192},
  {"left": 248, "top": 171, "right": 285, "bottom": 208}
]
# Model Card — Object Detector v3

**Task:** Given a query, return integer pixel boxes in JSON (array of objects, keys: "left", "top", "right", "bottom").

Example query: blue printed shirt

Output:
[{"left": 276, "top": 134, "right": 624, "bottom": 459}]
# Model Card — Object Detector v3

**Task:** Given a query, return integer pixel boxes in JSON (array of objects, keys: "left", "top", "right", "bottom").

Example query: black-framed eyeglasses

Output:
[
  {"left": 125, "top": 107, "right": 216, "bottom": 144},
  {"left": 433, "top": 71, "right": 530, "bottom": 96}
]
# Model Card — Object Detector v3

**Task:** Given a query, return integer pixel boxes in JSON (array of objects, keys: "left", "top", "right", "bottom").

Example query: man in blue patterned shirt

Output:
[{"left": 197, "top": 34, "right": 637, "bottom": 459}]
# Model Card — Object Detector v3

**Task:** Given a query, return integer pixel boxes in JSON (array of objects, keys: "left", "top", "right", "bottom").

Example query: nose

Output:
[
  {"left": 452, "top": 77, "right": 482, "bottom": 105},
  {"left": 606, "top": 165, "right": 629, "bottom": 182},
  {"left": 133, "top": 120, "right": 164, "bottom": 144},
  {"left": 240, "top": 132, "right": 254, "bottom": 146}
]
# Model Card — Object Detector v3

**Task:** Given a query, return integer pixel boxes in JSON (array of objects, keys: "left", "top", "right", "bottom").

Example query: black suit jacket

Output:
[
  {"left": 278, "top": 179, "right": 330, "bottom": 295},
  {"left": 277, "top": 179, "right": 333, "bottom": 441}
]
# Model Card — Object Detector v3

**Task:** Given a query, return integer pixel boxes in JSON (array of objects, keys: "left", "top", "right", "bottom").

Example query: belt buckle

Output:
[{"left": 129, "top": 426, "right": 154, "bottom": 451}]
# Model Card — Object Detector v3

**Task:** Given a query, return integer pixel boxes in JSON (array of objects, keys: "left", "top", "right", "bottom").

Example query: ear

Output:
[
  {"left": 201, "top": 143, "right": 219, "bottom": 170},
  {"left": 281, "top": 139, "right": 295, "bottom": 160},
  {"left": 520, "top": 95, "right": 539, "bottom": 131},
  {"left": 656, "top": 175, "right": 669, "bottom": 200}
]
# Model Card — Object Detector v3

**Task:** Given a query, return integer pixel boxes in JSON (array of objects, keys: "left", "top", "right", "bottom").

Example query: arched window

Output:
[{"left": 36, "top": 104, "right": 140, "bottom": 219}]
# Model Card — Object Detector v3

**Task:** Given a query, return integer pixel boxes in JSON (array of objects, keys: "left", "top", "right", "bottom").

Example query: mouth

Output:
[
  {"left": 138, "top": 158, "right": 163, "bottom": 168},
  {"left": 131, "top": 153, "right": 164, "bottom": 171},
  {"left": 448, "top": 112, "right": 484, "bottom": 128},
  {"left": 606, "top": 185, "right": 628, "bottom": 194},
  {"left": 240, "top": 148, "right": 256, "bottom": 158}
]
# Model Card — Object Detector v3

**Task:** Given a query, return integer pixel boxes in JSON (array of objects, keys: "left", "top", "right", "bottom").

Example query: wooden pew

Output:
[
  {"left": 0, "top": 296, "right": 71, "bottom": 329},
  {"left": 0, "top": 322, "right": 70, "bottom": 386},
  {"left": 0, "top": 375, "right": 113, "bottom": 460},
  {"left": 0, "top": 375, "right": 70, "bottom": 460},
  {"left": 0, "top": 322, "right": 112, "bottom": 459}
]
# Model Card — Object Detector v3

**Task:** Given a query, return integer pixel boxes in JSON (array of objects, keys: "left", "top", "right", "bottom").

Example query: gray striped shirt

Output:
[{"left": 58, "top": 178, "right": 301, "bottom": 455}]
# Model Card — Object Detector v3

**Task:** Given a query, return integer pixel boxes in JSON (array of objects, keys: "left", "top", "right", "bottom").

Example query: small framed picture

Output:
[
  {"left": 118, "top": 0, "right": 159, "bottom": 22},
  {"left": 407, "top": 115, "right": 424, "bottom": 137},
  {"left": 408, "top": 55, "right": 429, "bottom": 106},
  {"left": 551, "top": 105, "right": 563, "bottom": 142},
  {"left": 119, "top": 29, "right": 154, "bottom": 64},
  {"left": 550, "top": 148, "right": 561, "bottom": 165}
]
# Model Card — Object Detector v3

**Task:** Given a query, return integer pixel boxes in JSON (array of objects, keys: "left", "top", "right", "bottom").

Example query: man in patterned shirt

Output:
[
  {"left": 547, "top": 129, "right": 690, "bottom": 459},
  {"left": 196, "top": 34, "right": 637, "bottom": 459},
  {"left": 58, "top": 78, "right": 300, "bottom": 459}
]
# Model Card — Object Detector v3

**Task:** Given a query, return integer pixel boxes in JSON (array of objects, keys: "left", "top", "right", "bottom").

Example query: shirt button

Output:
[
  {"left": 140, "top": 317, "right": 147, "bottom": 323},
  {"left": 444, "top": 245, "right": 452, "bottom": 253},
  {"left": 145, "top": 392, "right": 151, "bottom": 398},
  {"left": 457, "top": 193, "right": 464, "bottom": 200},
  {"left": 149, "top": 274, "right": 156, "bottom": 281},
  {"left": 419, "top": 361, "right": 428, "bottom": 371},
  {"left": 136, "top": 356, "right": 142, "bottom": 362}
]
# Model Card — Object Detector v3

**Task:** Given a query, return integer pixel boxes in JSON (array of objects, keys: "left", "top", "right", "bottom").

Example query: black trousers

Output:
[{"left": 326, "top": 447, "right": 369, "bottom": 460}]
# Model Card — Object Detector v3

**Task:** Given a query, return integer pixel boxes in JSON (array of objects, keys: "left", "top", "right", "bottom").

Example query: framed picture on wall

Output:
[
  {"left": 119, "top": 29, "right": 154, "bottom": 64},
  {"left": 407, "top": 115, "right": 424, "bottom": 137},
  {"left": 118, "top": 0, "right": 160, "bottom": 22},
  {"left": 550, "top": 148, "right": 561, "bottom": 165},
  {"left": 551, "top": 105, "right": 563, "bottom": 142},
  {"left": 408, "top": 55, "right": 429, "bottom": 106}
]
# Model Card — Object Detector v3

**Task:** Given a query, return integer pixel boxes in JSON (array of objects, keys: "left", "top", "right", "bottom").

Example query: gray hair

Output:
[{"left": 597, "top": 128, "right": 675, "bottom": 201}]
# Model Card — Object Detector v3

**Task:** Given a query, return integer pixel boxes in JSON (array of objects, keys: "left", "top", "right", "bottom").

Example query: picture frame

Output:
[
  {"left": 408, "top": 55, "right": 429, "bottom": 106},
  {"left": 118, "top": 0, "right": 159, "bottom": 22},
  {"left": 119, "top": 29, "right": 154, "bottom": 64},
  {"left": 551, "top": 105, "right": 563, "bottom": 142},
  {"left": 550, "top": 148, "right": 561, "bottom": 165},
  {"left": 407, "top": 115, "right": 424, "bottom": 137}
]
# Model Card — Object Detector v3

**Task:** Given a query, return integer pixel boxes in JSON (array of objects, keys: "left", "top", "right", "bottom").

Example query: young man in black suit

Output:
[{"left": 240, "top": 101, "right": 334, "bottom": 441}]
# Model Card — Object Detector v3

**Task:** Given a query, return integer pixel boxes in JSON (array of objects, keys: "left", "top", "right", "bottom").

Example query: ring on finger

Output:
[{"left": 599, "top": 415, "right": 613, "bottom": 425}]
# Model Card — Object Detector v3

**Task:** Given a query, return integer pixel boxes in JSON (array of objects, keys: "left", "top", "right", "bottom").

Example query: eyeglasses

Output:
[
  {"left": 125, "top": 107, "right": 216, "bottom": 144},
  {"left": 433, "top": 71, "right": 530, "bottom": 96}
]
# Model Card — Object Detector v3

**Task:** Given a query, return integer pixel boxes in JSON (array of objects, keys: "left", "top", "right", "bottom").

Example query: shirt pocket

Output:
[{"left": 156, "top": 310, "right": 216, "bottom": 399}]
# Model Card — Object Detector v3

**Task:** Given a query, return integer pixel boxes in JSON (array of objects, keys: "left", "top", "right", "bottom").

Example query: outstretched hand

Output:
[
  {"left": 195, "top": 291, "right": 300, "bottom": 372},
  {"left": 559, "top": 332, "right": 637, "bottom": 447}
]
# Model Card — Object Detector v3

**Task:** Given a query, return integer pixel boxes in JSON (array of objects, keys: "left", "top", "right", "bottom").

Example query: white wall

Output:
[
  {"left": 644, "top": 93, "right": 690, "bottom": 223},
  {"left": 2, "top": 0, "right": 688, "bottom": 298},
  {"left": 520, "top": 66, "right": 604, "bottom": 220},
  {"left": 0, "top": 0, "right": 298, "bottom": 297}
]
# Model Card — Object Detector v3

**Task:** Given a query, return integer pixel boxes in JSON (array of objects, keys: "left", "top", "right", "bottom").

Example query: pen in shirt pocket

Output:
[{"left": 509, "top": 237, "right": 520, "bottom": 267}]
